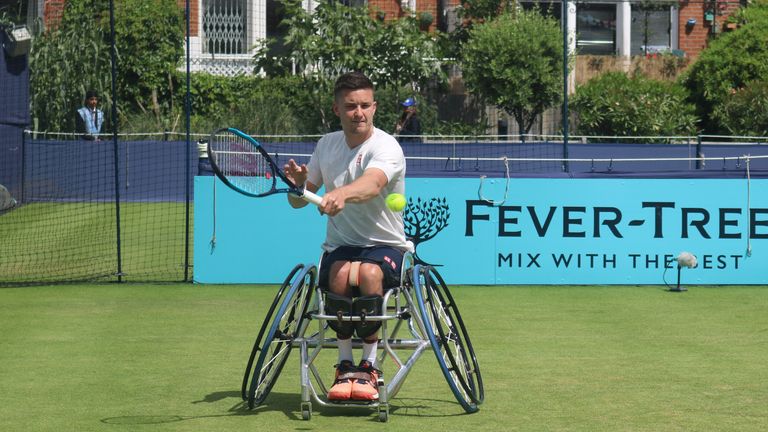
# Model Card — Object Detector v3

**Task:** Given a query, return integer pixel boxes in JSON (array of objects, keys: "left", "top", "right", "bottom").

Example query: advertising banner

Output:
[{"left": 194, "top": 177, "right": 767, "bottom": 285}]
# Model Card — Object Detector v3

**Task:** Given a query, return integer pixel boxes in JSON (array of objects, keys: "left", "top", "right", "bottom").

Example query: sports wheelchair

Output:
[{"left": 240, "top": 252, "right": 484, "bottom": 422}]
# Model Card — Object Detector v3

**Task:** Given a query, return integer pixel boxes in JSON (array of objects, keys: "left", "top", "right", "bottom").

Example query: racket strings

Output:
[{"left": 212, "top": 133, "right": 274, "bottom": 195}]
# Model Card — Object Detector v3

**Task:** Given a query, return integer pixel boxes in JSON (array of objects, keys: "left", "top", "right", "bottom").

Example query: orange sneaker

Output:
[
  {"left": 351, "top": 360, "right": 380, "bottom": 401},
  {"left": 327, "top": 360, "right": 356, "bottom": 402}
]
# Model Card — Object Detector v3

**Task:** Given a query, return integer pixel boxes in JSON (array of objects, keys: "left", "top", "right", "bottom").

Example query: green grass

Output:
[
  {"left": 0, "top": 202, "right": 190, "bottom": 283},
  {"left": 1, "top": 284, "right": 766, "bottom": 431}
]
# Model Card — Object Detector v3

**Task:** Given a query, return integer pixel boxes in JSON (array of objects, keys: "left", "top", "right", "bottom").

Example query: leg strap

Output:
[
  {"left": 353, "top": 295, "right": 383, "bottom": 338},
  {"left": 325, "top": 292, "right": 354, "bottom": 338},
  {"left": 348, "top": 261, "right": 361, "bottom": 287}
]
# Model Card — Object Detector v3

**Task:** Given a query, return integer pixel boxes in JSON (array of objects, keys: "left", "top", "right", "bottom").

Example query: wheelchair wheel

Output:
[
  {"left": 413, "top": 265, "right": 484, "bottom": 413},
  {"left": 244, "top": 264, "right": 315, "bottom": 408},
  {"left": 241, "top": 264, "right": 304, "bottom": 401}
]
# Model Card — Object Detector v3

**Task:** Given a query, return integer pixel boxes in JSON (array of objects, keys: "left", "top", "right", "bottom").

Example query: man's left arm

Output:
[{"left": 318, "top": 168, "right": 387, "bottom": 216}]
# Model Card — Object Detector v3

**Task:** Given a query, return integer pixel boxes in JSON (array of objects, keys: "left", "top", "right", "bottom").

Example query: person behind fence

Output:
[
  {"left": 394, "top": 96, "right": 421, "bottom": 143},
  {"left": 75, "top": 90, "right": 104, "bottom": 140},
  {"left": 283, "top": 71, "right": 408, "bottom": 402}
]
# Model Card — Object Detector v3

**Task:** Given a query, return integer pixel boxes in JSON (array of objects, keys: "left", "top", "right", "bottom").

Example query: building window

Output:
[
  {"left": 340, "top": 0, "right": 367, "bottom": 6},
  {"left": 203, "top": 0, "right": 248, "bottom": 54},
  {"left": 576, "top": 4, "right": 616, "bottom": 55},
  {"left": 630, "top": 4, "right": 671, "bottom": 55}
]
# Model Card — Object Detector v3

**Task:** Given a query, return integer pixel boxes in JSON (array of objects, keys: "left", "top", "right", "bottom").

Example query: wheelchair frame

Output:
[{"left": 241, "top": 253, "right": 484, "bottom": 422}]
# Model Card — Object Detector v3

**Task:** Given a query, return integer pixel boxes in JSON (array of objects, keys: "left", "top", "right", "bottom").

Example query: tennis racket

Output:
[{"left": 207, "top": 127, "right": 322, "bottom": 205}]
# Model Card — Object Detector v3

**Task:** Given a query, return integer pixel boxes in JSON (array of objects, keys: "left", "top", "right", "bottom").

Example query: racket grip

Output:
[{"left": 300, "top": 189, "right": 323, "bottom": 206}]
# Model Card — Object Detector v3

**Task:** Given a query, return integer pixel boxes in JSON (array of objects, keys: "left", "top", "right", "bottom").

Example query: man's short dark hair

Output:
[
  {"left": 333, "top": 71, "right": 374, "bottom": 100},
  {"left": 85, "top": 90, "right": 99, "bottom": 100}
]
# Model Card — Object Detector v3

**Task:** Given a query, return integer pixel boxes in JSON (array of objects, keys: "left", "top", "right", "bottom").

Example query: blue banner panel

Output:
[{"left": 194, "top": 177, "right": 768, "bottom": 285}]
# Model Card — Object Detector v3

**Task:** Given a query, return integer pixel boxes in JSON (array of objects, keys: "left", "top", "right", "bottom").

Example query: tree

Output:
[
  {"left": 446, "top": 0, "right": 514, "bottom": 59},
  {"left": 255, "top": 0, "right": 444, "bottom": 132},
  {"left": 113, "top": 0, "right": 184, "bottom": 119},
  {"left": 30, "top": 0, "right": 112, "bottom": 132},
  {"left": 459, "top": 10, "right": 564, "bottom": 137},
  {"left": 29, "top": 0, "right": 184, "bottom": 132},
  {"left": 681, "top": 1, "right": 768, "bottom": 133}
]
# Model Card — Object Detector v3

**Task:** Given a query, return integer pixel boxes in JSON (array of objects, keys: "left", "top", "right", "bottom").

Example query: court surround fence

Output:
[{"left": 2, "top": 129, "right": 768, "bottom": 285}]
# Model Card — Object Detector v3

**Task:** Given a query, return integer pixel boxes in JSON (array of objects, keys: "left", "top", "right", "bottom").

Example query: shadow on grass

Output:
[
  {"left": 100, "top": 390, "right": 471, "bottom": 425},
  {"left": 100, "top": 390, "right": 302, "bottom": 425}
]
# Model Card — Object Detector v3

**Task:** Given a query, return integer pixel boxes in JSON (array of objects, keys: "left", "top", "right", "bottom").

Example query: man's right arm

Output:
[
  {"left": 284, "top": 158, "right": 317, "bottom": 208},
  {"left": 287, "top": 180, "right": 319, "bottom": 208}
]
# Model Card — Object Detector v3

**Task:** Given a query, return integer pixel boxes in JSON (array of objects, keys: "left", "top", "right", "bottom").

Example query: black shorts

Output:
[{"left": 319, "top": 245, "right": 405, "bottom": 291}]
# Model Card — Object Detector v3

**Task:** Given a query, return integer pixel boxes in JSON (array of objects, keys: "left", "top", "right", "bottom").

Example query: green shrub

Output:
[
  {"left": 572, "top": 72, "right": 698, "bottom": 141},
  {"left": 168, "top": 74, "right": 316, "bottom": 135},
  {"left": 712, "top": 81, "right": 768, "bottom": 136},
  {"left": 681, "top": 1, "right": 768, "bottom": 133}
]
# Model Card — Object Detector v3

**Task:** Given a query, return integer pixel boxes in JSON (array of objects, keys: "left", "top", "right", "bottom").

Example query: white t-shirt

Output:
[{"left": 307, "top": 127, "right": 407, "bottom": 252}]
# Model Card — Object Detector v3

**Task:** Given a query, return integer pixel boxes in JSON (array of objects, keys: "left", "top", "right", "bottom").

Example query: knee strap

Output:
[
  {"left": 353, "top": 295, "right": 383, "bottom": 339},
  {"left": 348, "top": 261, "right": 361, "bottom": 287},
  {"left": 324, "top": 292, "right": 354, "bottom": 338}
]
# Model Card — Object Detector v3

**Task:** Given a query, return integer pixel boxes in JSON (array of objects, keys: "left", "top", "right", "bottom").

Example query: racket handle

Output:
[{"left": 300, "top": 189, "right": 323, "bottom": 206}]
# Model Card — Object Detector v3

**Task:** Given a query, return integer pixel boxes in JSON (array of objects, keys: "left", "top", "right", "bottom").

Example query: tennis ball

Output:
[{"left": 386, "top": 193, "right": 407, "bottom": 212}]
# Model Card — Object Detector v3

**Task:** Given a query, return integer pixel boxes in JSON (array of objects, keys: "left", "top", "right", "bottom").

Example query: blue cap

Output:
[{"left": 401, "top": 97, "right": 416, "bottom": 107}]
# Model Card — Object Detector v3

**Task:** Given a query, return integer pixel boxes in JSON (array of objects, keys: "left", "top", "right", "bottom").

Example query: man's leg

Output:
[
  {"left": 327, "top": 260, "right": 356, "bottom": 401},
  {"left": 322, "top": 246, "right": 403, "bottom": 402},
  {"left": 350, "top": 263, "right": 384, "bottom": 401}
]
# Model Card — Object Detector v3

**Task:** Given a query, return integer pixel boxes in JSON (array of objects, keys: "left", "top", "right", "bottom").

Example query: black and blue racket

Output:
[{"left": 207, "top": 127, "right": 322, "bottom": 205}]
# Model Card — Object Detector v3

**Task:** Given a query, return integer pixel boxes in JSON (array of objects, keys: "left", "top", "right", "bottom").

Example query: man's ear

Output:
[{"left": 332, "top": 101, "right": 340, "bottom": 117}]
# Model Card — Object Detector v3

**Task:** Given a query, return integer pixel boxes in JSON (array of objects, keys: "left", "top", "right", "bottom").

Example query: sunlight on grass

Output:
[{"left": 0, "top": 284, "right": 766, "bottom": 431}]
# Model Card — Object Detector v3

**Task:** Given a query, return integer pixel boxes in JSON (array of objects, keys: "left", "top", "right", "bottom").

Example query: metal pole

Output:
[
  {"left": 20, "top": 129, "right": 26, "bottom": 204},
  {"left": 696, "top": 135, "right": 703, "bottom": 169},
  {"left": 183, "top": 0, "right": 192, "bottom": 282},
  {"left": 562, "top": 0, "right": 570, "bottom": 173},
  {"left": 109, "top": 0, "right": 123, "bottom": 282}
]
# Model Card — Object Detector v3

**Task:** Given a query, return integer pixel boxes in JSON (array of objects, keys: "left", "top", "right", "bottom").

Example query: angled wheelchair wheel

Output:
[
  {"left": 241, "top": 264, "right": 304, "bottom": 401},
  {"left": 413, "top": 265, "right": 484, "bottom": 413},
  {"left": 243, "top": 263, "right": 315, "bottom": 408}
]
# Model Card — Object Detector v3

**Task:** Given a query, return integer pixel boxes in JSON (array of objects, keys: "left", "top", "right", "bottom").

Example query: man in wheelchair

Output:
[{"left": 283, "top": 71, "right": 409, "bottom": 402}]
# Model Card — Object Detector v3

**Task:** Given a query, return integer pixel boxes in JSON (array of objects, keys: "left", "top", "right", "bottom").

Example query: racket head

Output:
[{"left": 207, "top": 128, "right": 279, "bottom": 197}]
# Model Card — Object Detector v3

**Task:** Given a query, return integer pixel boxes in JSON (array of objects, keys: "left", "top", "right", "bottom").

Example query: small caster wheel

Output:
[
  {"left": 301, "top": 402, "right": 312, "bottom": 420},
  {"left": 378, "top": 405, "right": 389, "bottom": 422}
]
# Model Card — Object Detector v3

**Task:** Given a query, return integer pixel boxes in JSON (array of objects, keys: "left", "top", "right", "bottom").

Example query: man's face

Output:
[
  {"left": 333, "top": 88, "right": 376, "bottom": 142},
  {"left": 86, "top": 96, "right": 99, "bottom": 109}
]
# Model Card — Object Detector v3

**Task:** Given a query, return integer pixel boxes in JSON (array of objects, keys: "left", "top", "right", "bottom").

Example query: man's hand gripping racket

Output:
[{"left": 207, "top": 127, "right": 322, "bottom": 205}]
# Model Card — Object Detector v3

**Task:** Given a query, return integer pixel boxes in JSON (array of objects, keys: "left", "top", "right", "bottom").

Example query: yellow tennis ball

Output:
[{"left": 386, "top": 193, "right": 406, "bottom": 212}]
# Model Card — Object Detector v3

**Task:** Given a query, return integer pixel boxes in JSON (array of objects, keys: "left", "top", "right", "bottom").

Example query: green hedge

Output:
[{"left": 572, "top": 72, "right": 698, "bottom": 141}]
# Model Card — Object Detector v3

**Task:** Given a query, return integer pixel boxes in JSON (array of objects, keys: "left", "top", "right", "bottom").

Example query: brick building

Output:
[{"left": 40, "top": 0, "right": 744, "bottom": 74}]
